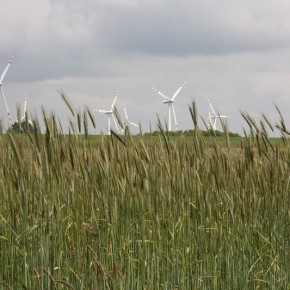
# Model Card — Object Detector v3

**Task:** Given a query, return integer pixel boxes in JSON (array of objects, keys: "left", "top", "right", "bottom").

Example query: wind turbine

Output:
[
  {"left": 94, "top": 91, "right": 120, "bottom": 135},
  {"left": 207, "top": 98, "right": 229, "bottom": 131},
  {"left": 121, "top": 105, "right": 139, "bottom": 133},
  {"left": 20, "top": 94, "right": 33, "bottom": 124},
  {"left": 152, "top": 80, "right": 185, "bottom": 131},
  {"left": 0, "top": 55, "right": 14, "bottom": 126}
]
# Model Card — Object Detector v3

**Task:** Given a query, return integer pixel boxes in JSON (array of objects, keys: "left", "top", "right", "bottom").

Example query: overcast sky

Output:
[{"left": 0, "top": 0, "right": 290, "bottom": 135}]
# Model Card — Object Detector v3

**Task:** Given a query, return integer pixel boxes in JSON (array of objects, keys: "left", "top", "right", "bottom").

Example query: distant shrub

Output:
[{"left": 8, "top": 120, "right": 34, "bottom": 134}]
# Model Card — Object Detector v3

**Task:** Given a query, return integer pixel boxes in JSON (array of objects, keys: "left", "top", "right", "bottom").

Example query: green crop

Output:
[{"left": 0, "top": 100, "right": 289, "bottom": 289}]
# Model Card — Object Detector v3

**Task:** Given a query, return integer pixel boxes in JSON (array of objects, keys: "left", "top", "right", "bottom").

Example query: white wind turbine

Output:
[
  {"left": 20, "top": 94, "right": 33, "bottom": 124},
  {"left": 121, "top": 105, "right": 139, "bottom": 133},
  {"left": 94, "top": 91, "right": 120, "bottom": 135},
  {"left": 207, "top": 98, "right": 229, "bottom": 131},
  {"left": 0, "top": 55, "right": 14, "bottom": 126},
  {"left": 152, "top": 80, "right": 185, "bottom": 131}
]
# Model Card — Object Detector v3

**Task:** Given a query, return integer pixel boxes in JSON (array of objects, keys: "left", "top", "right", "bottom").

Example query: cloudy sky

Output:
[{"left": 0, "top": 0, "right": 290, "bottom": 134}]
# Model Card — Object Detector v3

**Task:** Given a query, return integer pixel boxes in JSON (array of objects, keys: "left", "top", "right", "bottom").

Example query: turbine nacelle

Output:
[
  {"left": 162, "top": 100, "right": 174, "bottom": 104},
  {"left": 95, "top": 109, "right": 112, "bottom": 115}
]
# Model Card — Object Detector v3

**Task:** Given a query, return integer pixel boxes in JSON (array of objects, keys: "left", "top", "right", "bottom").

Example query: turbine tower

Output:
[
  {"left": 152, "top": 80, "right": 185, "bottom": 131},
  {"left": 0, "top": 55, "right": 14, "bottom": 126},
  {"left": 20, "top": 94, "right": 28, "bottom": 122},
  {"left": 94, "top": 91, "right": 120, "bottom": 135},
  {"left": 207, "top": 98, "right": 229, "bottom": 131},
  {"left": 121, "top": 105, "right": 139, "bottom": 133}
]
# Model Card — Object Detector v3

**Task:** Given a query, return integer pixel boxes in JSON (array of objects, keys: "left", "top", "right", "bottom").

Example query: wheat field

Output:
[{"left": 0, "top": 101, "right": 289, "bottom": 289}]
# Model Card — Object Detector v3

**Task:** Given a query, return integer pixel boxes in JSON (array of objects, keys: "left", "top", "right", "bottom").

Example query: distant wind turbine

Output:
[
  {"left": 20, "top": 94, "right": 33, "bottom": 124},
  {"left": 152, "top": 80, "right": 185, "bottom": 131},
  {"left": 94, "top": 91, "right": 120, "bottom": 135},
  {"left": 0, "top": 55, "right": 14, "bottom": 126},
  {"left": 207, "top": 98, "right": 229, "bottom": 131},
  {"left": 121, "top": 105, "right": 139, "bottom": 133}
]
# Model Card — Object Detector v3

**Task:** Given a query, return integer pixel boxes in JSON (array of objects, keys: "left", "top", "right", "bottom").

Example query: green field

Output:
[{"left": 0, "top": 105, "right": 289, "bottom": 289}]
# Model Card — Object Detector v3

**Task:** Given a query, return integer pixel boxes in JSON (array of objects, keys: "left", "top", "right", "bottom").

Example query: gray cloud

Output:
[
  {"left": 96, "top": 0, "right": 290, "bottom": 56},
  {"left": 3, "top": 0, "right": 290, "bottom": 81}
]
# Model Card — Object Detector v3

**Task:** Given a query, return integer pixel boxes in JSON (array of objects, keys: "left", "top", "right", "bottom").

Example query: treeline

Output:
[{"left": 142, "top": 129, "right": 241, "bottom": 137}]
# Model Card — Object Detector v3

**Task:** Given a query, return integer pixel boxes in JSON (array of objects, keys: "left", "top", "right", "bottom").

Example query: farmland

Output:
[{"left": 0, "top": 105, "right": 289, "bottom": 289}]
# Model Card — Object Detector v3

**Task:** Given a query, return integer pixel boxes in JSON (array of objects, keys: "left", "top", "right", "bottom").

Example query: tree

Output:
[{"left": 9, "top": 120, "right": 34, "bottom": 134}]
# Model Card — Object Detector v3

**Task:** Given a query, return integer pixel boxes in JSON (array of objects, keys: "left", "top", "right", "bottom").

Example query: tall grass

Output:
[{"left": 0, "top": 100, "right": 289, "bottom": 289}]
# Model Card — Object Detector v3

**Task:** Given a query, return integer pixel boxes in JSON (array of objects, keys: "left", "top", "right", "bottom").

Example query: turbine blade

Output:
[
  {"left": 111, "top": 91, "right": 119, "bottom": 110},
  {"left": 95, "top": 109, "right": 110, "bottom": 114},
  {"left": 123, "top": 105, "right": 129, "bottom": 121},
  {"left": 128, "top": 121, "right": 139, "bottom": 128},
  {"left": 172, "top": 80, "right": 185, "bottom": 100},
  {"left": 152, "top": 86, "right": 171, "bottom": 101},
  {"left": 207, "top": 98, "right": 217, "bottom": 116},
  {"left": 0, "top": 87, "right": 12, "bottom": 125},
  {"left": 111, "top": 114, "right": 119, "bottom": 132},
  {"left": 208, "top": 106, "right": 212, "bottom": 122},
  {"left": 0, "top": 55, "right": 14, "bottom": 84}
]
